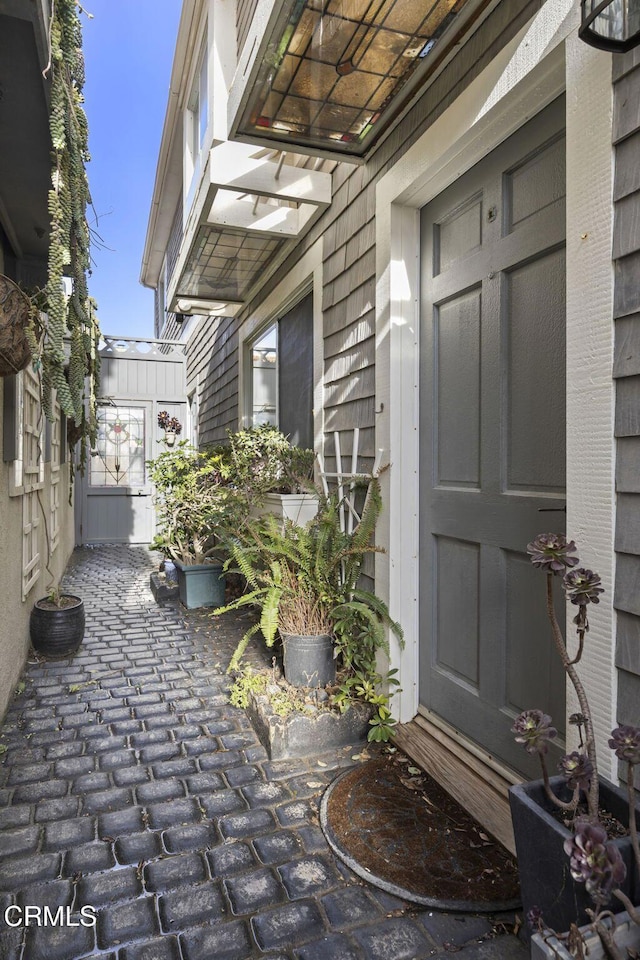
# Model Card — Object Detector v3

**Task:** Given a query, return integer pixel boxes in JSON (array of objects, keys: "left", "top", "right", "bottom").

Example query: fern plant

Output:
[{"left": 215, "top": 478, "right": 404, "bottom": 738}]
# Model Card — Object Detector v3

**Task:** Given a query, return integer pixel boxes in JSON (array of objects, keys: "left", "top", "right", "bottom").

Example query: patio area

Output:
[{"left": 0, "top": 546, "right": 527, "bottom": 960}]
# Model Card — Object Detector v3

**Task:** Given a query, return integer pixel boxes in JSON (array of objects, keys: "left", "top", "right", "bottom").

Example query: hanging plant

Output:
[{"left": 26, "top": 0, "right": 101, "bottom": 469}]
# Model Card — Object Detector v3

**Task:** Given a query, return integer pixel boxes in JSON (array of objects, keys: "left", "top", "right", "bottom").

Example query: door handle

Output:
[{"left": 537, "top": 505, "right": 567, "bottom": 513}]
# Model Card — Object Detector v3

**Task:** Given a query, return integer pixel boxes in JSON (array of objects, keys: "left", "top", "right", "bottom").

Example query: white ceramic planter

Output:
[{"left": 251, "top": 492, "right": 319, "bottom": 527}]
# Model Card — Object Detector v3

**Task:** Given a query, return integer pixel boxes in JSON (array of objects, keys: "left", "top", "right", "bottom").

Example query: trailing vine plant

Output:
[{"left": 27, "top": 0, "right": 100, "bottom": 472}]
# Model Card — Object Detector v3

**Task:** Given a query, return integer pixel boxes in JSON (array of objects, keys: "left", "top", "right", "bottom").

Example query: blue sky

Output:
[{"left": 82, "top": 1, "right": 181, "bottom": 339}]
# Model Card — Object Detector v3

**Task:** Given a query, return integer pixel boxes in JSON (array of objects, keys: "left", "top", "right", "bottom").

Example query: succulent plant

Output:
[
  {"left": 563, "top": 568, "right": 604, "bottom": 606},
  {"left": 564, "top": 819, "right": 627, "bottom": 904},
  {"left": 512, "top": 710, "right": 558, "bottom": 755},
  {"left": 608, "top": 725, "right": 640, "bottom": 766},
  {"left": 558, "top": 751, "right": 593, "bottom": 791},
  {"left": 526, "top": 534, "right": 579, "bottom": 574}
]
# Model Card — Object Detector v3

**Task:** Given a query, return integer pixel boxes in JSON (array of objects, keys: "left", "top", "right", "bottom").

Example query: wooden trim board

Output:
[{"left": 393, "top": 714, "right": 521, "bottom": 855}]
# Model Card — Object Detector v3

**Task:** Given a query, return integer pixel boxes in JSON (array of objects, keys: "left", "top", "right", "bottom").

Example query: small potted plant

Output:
[
  {"left": 30, "top": 586, "right": 85, "bottom": 658},
  {"left": 508, "top": 534, "right": 640, "bottom": 942},
  {"left": 157, "top": 410, "right": 182, "bottom": 447},
  {"left": 226, "top": 425, "right": 317, "bottom": 526},
  {"left": 147, "top": 443, "right": 240, "bottom": 608}
]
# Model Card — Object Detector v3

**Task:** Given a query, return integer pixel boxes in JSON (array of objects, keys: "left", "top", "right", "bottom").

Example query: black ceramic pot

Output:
[{"left": 30, "top": 595, "right": 85, "bottom": 658}]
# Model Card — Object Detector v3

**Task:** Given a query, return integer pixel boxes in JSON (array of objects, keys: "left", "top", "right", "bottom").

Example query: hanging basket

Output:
[{"left": 0, "top": 275, "right": 32, "bottom": 377}]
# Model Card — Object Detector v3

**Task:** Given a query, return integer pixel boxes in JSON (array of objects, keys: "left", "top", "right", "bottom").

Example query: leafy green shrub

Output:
[{"left": 147, "top": 442, "right": 241, "bottom": 565}]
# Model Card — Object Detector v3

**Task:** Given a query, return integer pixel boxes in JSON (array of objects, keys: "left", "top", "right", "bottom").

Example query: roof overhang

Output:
[{"left": 166, "top": 140, "right": 331, "bottom": 315}]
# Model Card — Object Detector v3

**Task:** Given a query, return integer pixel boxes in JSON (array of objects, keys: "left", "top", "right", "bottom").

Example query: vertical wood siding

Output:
[
  {"left": 187, "top": 0, "right": 544, "bottom": 460},
  {"left": 613, "top": 48, "right": 640, "bottom": 728}
]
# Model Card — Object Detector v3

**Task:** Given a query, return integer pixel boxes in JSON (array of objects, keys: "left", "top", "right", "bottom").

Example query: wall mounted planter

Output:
[
  {"left": 510, "top": 775, "right": 640, "bottom": 934},
  {"left": 174, "top": 560, "right": 226, "bottom": 609},
  {"left": 30, "top": 595, "right": 85, "bottom": 658}
]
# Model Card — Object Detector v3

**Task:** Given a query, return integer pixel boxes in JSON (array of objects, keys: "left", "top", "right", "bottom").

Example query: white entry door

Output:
[{"left": 81, "top": 402, "right": 154, "bottom": 544}]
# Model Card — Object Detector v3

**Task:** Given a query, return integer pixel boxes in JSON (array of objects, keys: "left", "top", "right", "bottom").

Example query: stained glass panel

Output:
[
  {"left": 91, "top": 406, "right": 146, "bottom": 487},
  {"left": 237, "top": 0, "right": 471, "bottom": 154}
]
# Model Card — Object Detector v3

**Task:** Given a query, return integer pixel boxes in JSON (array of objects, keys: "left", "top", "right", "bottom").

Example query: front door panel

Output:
[{"left": 419, "top": 98, "right": 567, "bottom": 776}]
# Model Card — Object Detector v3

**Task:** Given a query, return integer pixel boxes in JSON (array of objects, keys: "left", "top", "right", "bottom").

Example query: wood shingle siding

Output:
[
  {"left": 237, "top": 0, "right": 258, "bottom": 60},
  {"left": 613, "top": 49, "right": 640, "bottom": 721},
  {"left": 187, "top": 0, "right": 544, "bottom": 463}
]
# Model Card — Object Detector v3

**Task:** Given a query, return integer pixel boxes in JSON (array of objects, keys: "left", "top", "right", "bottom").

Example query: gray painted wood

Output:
[
  {"left": 613, "top": 59, "right": 640, "bottom": 710},
  {"left": 614, "top": 553, "right": 640, "bottom": 616},
  {"left": 615, "top": 494, "right": 640, "bottom": 554},
  {"left": 616, "top": 668, "right": 640, "bottom": 727},
  {"left": 419, "top": 99, "right": 567, "bottom": 776},
  {"left": 614, "top": 250, "right": 640, "bottom": 318},
  {"left": 616, "top": 611, "right": 640, "bottom": 677},
  {"left": 613, "top": 47, "right": 640, "bottom": 81},
  {"left": 615, "top": 375, "right": 640, "bottom": 435},
  {"left": 236, "top": 0, "right": 258, "bottom": 60},
  {"left": 613, "top": 190, "right": 640, "bottom": 260},
  {"left": 613, "top": 69, "right": 640, "bottom": 143},
  {"left": 614, "top": 132, "right": 640, "bottom": 200},
  {"left": 616, "top": 437, "right": 640, "bottom": 491},
  {"left": 613, "top": 313, "right": 640, "bottom": 377}
]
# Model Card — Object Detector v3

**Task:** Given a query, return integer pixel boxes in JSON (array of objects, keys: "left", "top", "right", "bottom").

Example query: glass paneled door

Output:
[{"left": 81, "top": 403, "right": 154, "bottom": 543}]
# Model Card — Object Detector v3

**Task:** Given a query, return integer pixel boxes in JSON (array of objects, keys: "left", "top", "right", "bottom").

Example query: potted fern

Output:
[{"left": 216, "top": 478, "right": 403, "bottom": 741}]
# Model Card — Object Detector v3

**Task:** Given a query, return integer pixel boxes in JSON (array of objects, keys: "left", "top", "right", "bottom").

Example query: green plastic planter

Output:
[{"left": 174, "top": 560, "right": 226, "bottom": 609}]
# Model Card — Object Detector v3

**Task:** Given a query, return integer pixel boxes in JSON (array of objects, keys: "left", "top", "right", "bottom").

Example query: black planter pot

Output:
[
  {"left": 281, "top": 633, "right": 335, "bottom": 688},
  {"left": 30, "top": 595, "right": 85, "bottom": 658},
  {"left": 510, "top": 775, "right": 640, "bottom": 934}
]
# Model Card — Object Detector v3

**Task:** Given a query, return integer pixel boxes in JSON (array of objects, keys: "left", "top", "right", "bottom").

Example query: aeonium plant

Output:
[{"left": 514, "top": 534, "right": 640, "bottom": 954}]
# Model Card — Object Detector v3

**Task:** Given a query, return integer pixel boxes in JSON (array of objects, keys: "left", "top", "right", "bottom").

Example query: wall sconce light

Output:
[
  {"left": 174, "top": 313, "right": 185, "bottom": 325},
  {"left": 580, "top": 0, "right": 640, "bottom": 51}
]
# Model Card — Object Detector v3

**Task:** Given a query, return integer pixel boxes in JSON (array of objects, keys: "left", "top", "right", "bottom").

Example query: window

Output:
[
  {"left": 187, "top": 42, "right": 208, "bottom": 170},
  {"left": 248, "top": 293, "right": 314, "bottom": 448},
  {"left": 90, "top": 405, "right": 146, "bottom": 487}
]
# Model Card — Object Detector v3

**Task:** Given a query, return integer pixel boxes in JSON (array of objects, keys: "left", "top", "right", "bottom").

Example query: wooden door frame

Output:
[{"left": 374, "top": 23, "right": 617, "bottom": 776}]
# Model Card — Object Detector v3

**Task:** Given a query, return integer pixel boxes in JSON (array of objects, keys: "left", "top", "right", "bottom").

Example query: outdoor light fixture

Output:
[
  {"left": 174, "top": 313, "right": 185, "bottom": 325},
  {"left": 579, "top": 0, "right": 640, "bottom": 50},
  {"left": 234, "top": 0, "right": 477, "bottom": 158}
]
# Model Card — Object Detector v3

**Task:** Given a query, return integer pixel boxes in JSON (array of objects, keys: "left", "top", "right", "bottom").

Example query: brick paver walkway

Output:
[{"left": 0, "top": 546, "right": 527, "bottom": 960}]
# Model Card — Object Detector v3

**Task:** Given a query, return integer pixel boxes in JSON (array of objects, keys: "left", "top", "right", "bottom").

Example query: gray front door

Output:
[{"left": 419, "top": 98, "right": 567, "bottom": 776}]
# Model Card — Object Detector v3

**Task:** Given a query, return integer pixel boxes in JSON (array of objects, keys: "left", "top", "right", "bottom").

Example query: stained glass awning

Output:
[
  {"left": 230, "top": 0, "right": 478, "bottom": 158},
  {"left": 167, "top": 141, "right": 332, "bottom": 314}
]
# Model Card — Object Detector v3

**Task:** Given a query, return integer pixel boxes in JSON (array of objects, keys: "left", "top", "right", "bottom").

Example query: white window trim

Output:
[
  {"left": 375, "top": 1, "right": 616, "bottom": 778},
  {"left": 238, "top": 237, "right": 324, "bottom": 454},
  {"left": 10, "top": 364, "right": 45, "bottom": 498},
  {"left": 22, "top": 490, "right": 41, "bottom": 601},
  {"left": 50, "top": 394, "right": 61, "bottom": 555}
]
